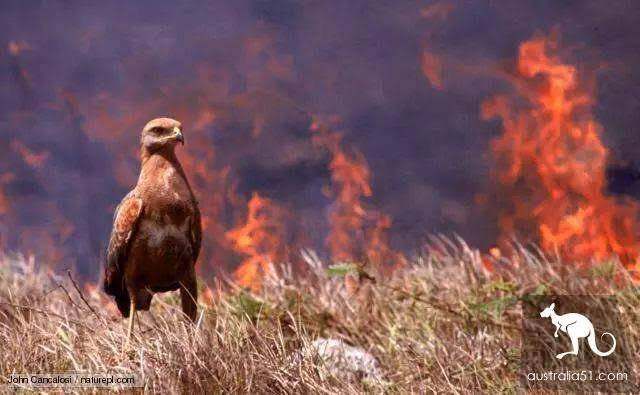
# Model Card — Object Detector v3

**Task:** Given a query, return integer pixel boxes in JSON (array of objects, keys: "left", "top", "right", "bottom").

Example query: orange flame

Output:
[
  {"left": 11, "top": 139, "right": 49, "bottom": 169},
  {"left": 483, "top": 33, "right": 640, "bottom": 269},
  {"left": 226, "top": 192, "right": 287, "bottom": 290},
  {"left": 420, "top": 1, "right": 455, "bottom": 20},
  {"left": 311, "top": 120, "right": 370, "bottom": 262},
  {"left": 0, "top": 172, "right": 15, "bottom": 216},
  {"left": 84, "top": 282, "right": 119, "bottom": 316},
  {"left": 366, "top": 212, "right": 406, "bottom": 270},
  {"left": 311, "top": 118, "right": 404, "bottom": 269},
  {"left": 421, "top": 51, "right": 444, "bottom": 90},
  {"left": 419, "top": 1, "right": 454, "bottom": 90}
]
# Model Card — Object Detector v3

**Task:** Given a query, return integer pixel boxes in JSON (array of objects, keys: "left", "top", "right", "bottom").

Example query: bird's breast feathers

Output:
[
  {"left": 133, "top": 155, "right": 199, "bottom": 256},
  {"left": 139, "top": 215, "right": 191, "bottom": 248}
]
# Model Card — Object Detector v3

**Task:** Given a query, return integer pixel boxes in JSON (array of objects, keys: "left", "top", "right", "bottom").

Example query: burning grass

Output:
[{"left": 1, "top": 239, "right": 639, "bottom": 393}]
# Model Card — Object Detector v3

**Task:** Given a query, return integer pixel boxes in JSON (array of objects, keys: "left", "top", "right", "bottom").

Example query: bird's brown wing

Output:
[
  {"left": 103, "top": 190, "right": 143, "bottom": 298},
  {"left": 189, "top": 200, "right": 202, "bottom": 264}
]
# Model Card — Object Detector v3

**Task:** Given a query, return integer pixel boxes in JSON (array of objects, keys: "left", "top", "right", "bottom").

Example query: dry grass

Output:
[{"left": 0, "top": 238, "right": 639, "bottom": 393}]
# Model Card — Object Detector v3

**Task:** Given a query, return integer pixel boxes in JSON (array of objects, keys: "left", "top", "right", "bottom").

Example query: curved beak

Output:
[{"left": 173, "top": 127, "right": 184, "bottom": 145}]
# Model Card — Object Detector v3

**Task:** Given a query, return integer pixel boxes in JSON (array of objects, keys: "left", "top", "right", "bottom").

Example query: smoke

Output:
[{"left": 0, "top": 1, "right": 639, "bottom": 279}]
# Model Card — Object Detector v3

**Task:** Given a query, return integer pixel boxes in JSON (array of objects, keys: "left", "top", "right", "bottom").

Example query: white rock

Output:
[{"left": 295, "top": 338, "right": 383, "bottom": 383}]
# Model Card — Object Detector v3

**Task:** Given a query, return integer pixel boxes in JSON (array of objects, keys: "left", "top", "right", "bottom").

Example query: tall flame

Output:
[
  {"left": 226, "top": 192, "right": 287, "bottom": 290},
  {"left": 311, "top": 119, "right": 370, "bottom": 262},
  {"left": 311, "top": 118, "right": 404, "bottom": 269},
  {"left": 483, "top": 34, "right": 640, "bottom": 269}
]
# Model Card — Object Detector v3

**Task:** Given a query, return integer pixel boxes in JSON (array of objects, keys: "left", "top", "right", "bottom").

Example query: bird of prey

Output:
[{"left": 103, "top": 117, "right": 202, "bottom": 345}]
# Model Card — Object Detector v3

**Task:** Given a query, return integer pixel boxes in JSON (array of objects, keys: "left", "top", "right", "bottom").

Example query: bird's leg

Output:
[
  {"left": 180, "top": 271, "right": 198, "bottom": 322},
  {"left": 123, "top": 300, "right": 136, "bottom": 351}
]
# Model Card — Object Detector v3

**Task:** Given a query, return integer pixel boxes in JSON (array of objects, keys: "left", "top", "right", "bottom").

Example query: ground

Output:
[{"left": 0, "top": 239, "right": 639, "bottom": 393}]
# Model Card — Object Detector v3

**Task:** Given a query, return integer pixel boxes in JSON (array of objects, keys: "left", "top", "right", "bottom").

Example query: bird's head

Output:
[{"left": 140, "top": 117, "right": 184, "bottom": 155}]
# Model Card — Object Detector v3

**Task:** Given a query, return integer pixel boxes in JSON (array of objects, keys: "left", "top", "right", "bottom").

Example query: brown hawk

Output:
[{"left": 103, "top": 117, "right": 202, "bottom": 342}]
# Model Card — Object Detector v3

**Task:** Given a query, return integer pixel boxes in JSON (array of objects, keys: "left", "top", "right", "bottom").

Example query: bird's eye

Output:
[{"left": 151, "top": 127, "right": 163, "bottom": 134}]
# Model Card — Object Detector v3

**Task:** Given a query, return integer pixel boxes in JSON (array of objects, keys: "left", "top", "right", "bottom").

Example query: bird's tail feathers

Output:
[
  {"left": 114, "top": 287, "right": 131, "bottom": 318},
  {"left": 102, "top": 267, "right": 131, "bottom": 317}
]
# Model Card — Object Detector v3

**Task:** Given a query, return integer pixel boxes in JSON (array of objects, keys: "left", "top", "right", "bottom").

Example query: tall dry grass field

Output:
[{"left": 0, "top": 239, "right": 638, "bottom": 393}]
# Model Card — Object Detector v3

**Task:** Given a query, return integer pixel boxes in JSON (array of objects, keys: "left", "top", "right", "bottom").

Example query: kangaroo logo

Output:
[{"left": 540, "top": 303, "right": 616, "bottom": 359}]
